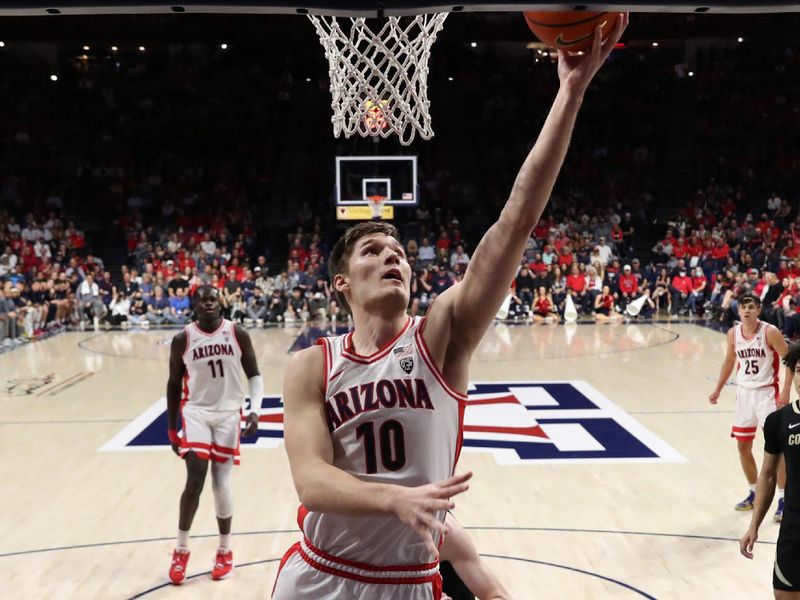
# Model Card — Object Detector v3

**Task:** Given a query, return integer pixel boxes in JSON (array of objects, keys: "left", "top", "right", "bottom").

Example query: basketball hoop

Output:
[
  {"left": 368, "top": 195, "right": 387, "bottom": 220},
  {"left": 308, "top": 12, "right": 448, "bottom": 146}
]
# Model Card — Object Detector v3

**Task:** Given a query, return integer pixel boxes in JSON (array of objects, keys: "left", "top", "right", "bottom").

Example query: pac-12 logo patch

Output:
[
  {"left": 394, "top": 344, "right": 414, "bottom": 374},
  {"left": 99, "top": 381, "right": 685, "bottom": 465}
]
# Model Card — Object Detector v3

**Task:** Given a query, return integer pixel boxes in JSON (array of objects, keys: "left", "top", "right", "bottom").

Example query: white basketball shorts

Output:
[
  {"left": 179, "top": 406, "right": 241, "bottom": 465},
  {"left": 731, "top": 385, "right": 778, "bottom": 441},
  {"left": 271, "top": 538, "right": 443, "bottom": 600}
]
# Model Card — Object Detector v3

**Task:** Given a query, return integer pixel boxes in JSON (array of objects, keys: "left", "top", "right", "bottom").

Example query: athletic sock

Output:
[
  {"left": 749, "top": 484, "right": 757, "bottom": 493},
  {"left": 219, "top": 534, "right": 231, "bottom": 553},
  {"left": 177, "top": 529, "right": 190, "bottom": 551},
  {"left": 778, "top": 488, "right": 785, "bottom": 500}
]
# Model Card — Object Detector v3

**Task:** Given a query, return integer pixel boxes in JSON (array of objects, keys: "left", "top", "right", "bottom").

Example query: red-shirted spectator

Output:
[
  {"left": 690, "top": 267, "right": 707, "bottom": 314},
  {"left": 557, "top": 247, "right": 573, "bottom": 270},
  {"left": 710, "top": 238, "right": 730, "bottom": 265},
  {"left": 528, "top": 259, "right": 547, "bottom": 274},
  {"left": 673, "top": 237, "right": 689, "bottom": 260},
  {"left": 532, "top": 219, "right": 549, "bottom": 240},
  {"left": 688, "top": 236, "right": 704, "bottom": 258},
  {"left": 617, "top": 265, "right": 639, "bottom": 311},
  {"left": 671, "top": 269, "right": 693, "bottom": 315}
]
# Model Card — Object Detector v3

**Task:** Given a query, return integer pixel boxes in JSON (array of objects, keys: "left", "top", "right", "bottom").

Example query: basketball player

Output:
[
  {"left": 272, "top": 16, "right": 628, "bottom": 600},
  {"left": 165, "top": 285, "right": 263, "bottom": 584},
  {"left": 709, "top": 293, "right": 791, "bottom": 519},
  {"left": 740, "top": 342, "right": 800, "bottom": 598}
]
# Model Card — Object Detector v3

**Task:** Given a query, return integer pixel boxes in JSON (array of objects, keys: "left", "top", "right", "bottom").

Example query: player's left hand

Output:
[
  {"left": 739, "top": 528, "right": 758, "bottom": 559},
  {"left": 557, "top": 12, "right": 629, "bottom": 98},
  {"left": 242, "top": 412, "right": 260, "bottom": 437}
]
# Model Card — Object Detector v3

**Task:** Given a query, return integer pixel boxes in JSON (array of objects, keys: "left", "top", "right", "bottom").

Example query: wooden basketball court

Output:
[{"left": 0, "top": 321, "right": 785, "bottom": 598}]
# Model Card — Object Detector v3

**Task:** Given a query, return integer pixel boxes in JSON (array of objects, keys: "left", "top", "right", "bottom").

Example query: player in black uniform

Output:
[{"left": 740, "top": 342, "right": 800, "bottom": 598}]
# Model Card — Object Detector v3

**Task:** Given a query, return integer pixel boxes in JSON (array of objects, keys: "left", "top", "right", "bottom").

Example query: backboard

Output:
[{"left": 335, "top": 155, "right": 418, "bottom": 206}]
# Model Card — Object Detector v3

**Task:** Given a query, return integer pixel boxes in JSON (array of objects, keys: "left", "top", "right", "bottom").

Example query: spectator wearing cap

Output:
[
  {"left": 429, "top": 264, "right": 454, "bottom": 299},
  {"left": 617, "top": 265, "right": 639, "bottom": 313},
  {"left": 167, "top": 267, "right": 189, "bottom": 298}
]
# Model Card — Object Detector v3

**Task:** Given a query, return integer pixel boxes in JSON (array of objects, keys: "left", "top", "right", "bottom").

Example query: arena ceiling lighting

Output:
[{"left": 0, "top": 1, "right": 798, "bottom": 15}]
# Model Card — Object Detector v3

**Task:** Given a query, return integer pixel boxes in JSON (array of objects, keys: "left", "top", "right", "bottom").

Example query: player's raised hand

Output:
[
  {"left": 739, "top": 528, "right": 758, "bottom": 559},
  {"left": 242, "top": 412, "right": 260, "bottom": 437},
  {"left": 391, "top": 471, "right": 473, "bottom": 559},
  {"left": 557, "top": 12, "right": 629, "bottom": 97}
]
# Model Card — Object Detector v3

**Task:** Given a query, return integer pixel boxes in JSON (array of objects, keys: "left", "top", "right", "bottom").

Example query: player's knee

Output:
[
  {"left": 737, "top": 439, "right": 754, "bottom": 454},
  {"left": 211, "top": 465, "right": 233, "bottom": 518}
]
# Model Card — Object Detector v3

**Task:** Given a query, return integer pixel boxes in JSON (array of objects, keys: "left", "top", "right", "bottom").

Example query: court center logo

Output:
[{"left": 99, "top": 380, "right": 685, "bottom": 464}]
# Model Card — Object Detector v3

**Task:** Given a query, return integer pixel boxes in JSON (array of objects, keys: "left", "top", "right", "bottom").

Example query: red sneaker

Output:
[
  {"left": 169, "top": 549, "right": 190, "bottom": 585},
  {"left": 211, "top": 549, "right": 234, "bottom": 580}
]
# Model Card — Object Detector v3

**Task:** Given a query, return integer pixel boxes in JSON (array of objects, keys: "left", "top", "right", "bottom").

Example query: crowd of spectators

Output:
[{"left": 2, "top": 32, "right": 800, "bottom": 349}]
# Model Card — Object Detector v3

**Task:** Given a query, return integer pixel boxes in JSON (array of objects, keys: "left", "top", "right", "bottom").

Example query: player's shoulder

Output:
[
  {"left": 170, "top": 327, "right": 188, "bottom": 349},
  {"left": 284, "top": 345, "right": 325, "bottom": 395},
  {"left": 232, "top": 322, "right": 251, "bottom": 343},
  {"left": 287, "top": 344, "right": 325, "bottom": 373}
]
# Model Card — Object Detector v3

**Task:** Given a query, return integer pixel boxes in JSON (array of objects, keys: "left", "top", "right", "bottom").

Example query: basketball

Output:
[{"left": 523, "top": 11, "right": 619, "bottom": 52}]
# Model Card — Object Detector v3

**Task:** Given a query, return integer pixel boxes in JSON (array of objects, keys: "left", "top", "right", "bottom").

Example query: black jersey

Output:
[
  {"left": 764, "top": 400, "right": 800, "bottom": 539},
  {"left": 440, "top": 561, "right": 475, "bottom": 600}
]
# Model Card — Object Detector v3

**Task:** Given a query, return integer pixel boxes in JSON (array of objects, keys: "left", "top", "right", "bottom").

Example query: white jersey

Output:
[
  {"left": 182, "top": 319, "right": 246, "bottom": 412},
  {"left": 301, "top": 316, "right": 466, "bottom": 567},
  {"left": 734, "top": 320, "right": 779, "bottom": 390}
]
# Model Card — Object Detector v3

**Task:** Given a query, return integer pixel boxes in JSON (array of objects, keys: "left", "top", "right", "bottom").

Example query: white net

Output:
[{"left": 308, "top": 12, "right": 448, "bottom": 146}]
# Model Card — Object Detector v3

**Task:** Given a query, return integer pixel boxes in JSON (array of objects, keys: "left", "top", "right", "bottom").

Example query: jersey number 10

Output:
[{"left": 356, "top": 420, "right": 406, "bottom": 474}]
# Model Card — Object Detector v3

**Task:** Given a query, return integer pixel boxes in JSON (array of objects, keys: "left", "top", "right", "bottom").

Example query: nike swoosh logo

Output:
[
  {"left": 555, "top": 20, "right": 608, "bottom": 48},
  {"left": 790, "top": 422, "right": 800, "bottom": 429}
]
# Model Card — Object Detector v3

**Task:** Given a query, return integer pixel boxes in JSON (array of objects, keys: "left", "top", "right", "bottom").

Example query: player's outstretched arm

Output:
[
  {"left": 740, "top": 447, "right": 780, "bottom": 558},
  {"left": 709, "top": 328, "right": 736, "bottom": 404},
  {"left": 283, "top": 346, "right": 472, "bottom": 558},
  {"left": 235, "top": 325, "right": 263, "bottom": 436},
  {"left": 166, "top": 332, "right": 187, "bottom": 455},
  {"left": 431, "top": 15, "right": 629, "bottom": 354},
  {"left": 441, "top": 515, "right": 514, "bottom": 600}
]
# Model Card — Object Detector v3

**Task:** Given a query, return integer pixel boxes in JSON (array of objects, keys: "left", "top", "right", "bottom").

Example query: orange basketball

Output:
[{"left": 523, "top": 11, "right": 618, "bottom": 52}]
